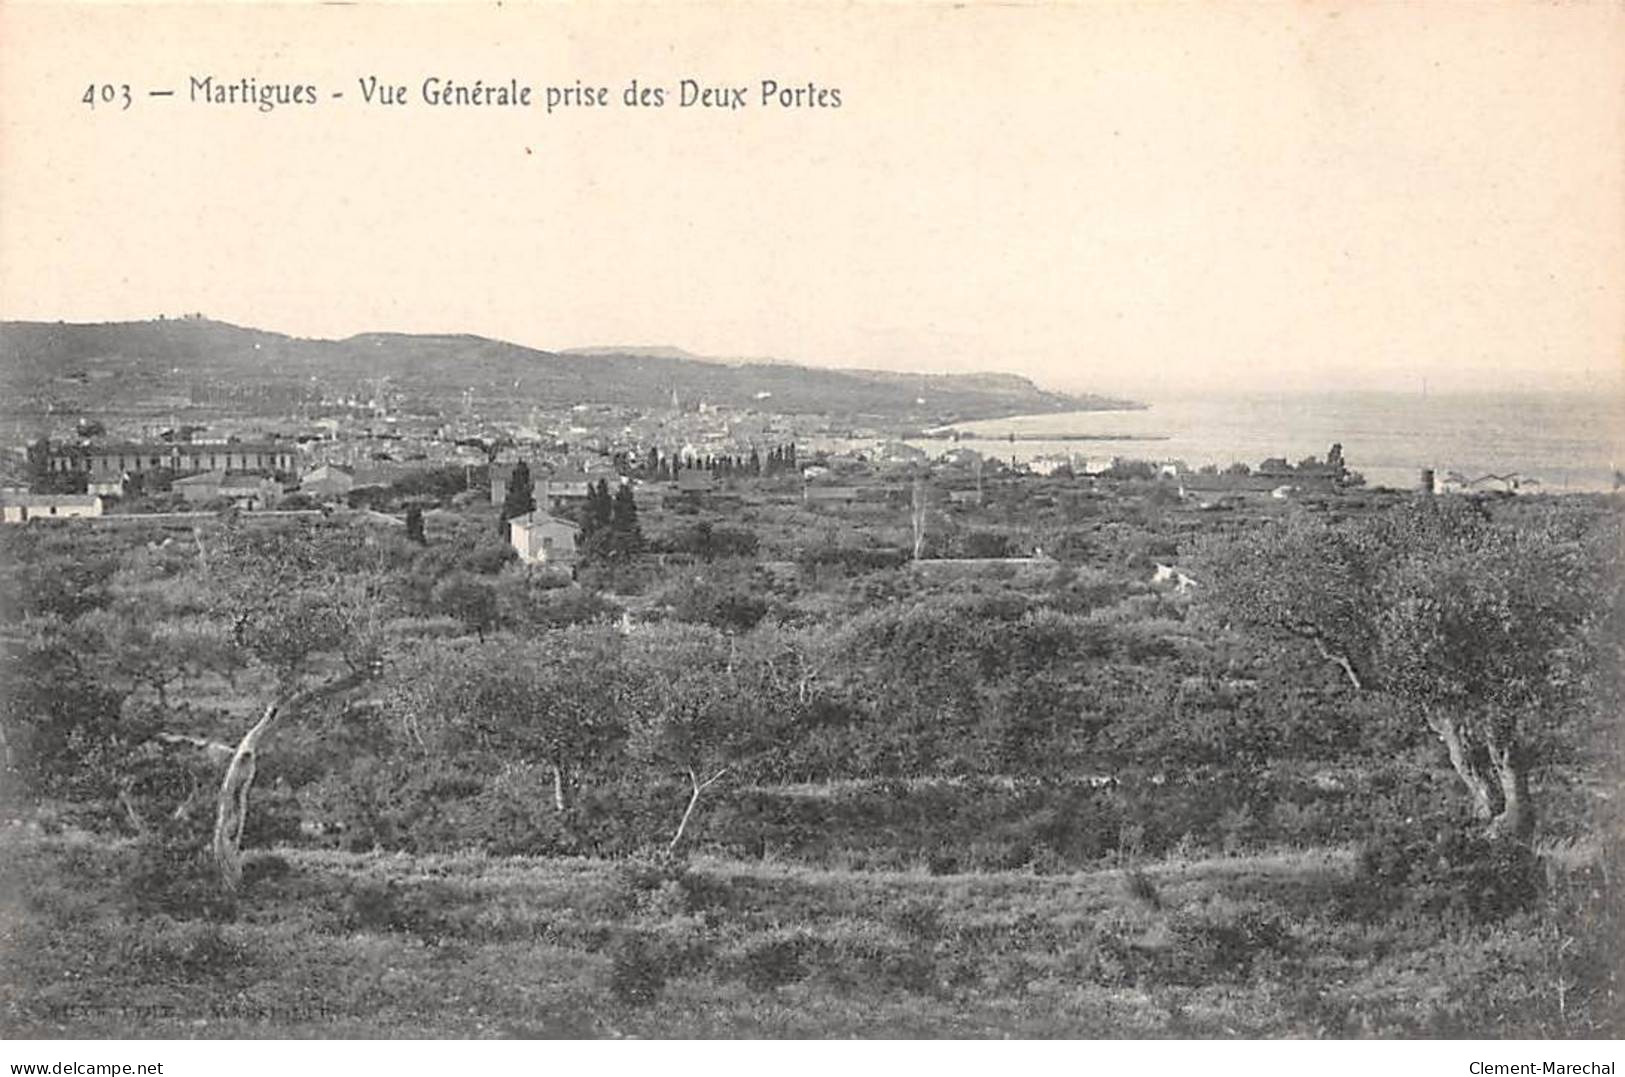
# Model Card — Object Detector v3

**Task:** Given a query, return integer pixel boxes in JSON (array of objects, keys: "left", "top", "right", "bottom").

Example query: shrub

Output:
[
  {"left": 829, "top": 929, "right": 941, "bottom": 995},
  {"left": 1122, "top": 867, "right": 1163, "bottom": 911},
  {"left": 240, "top": 852, "right": 291, "bottom": 887},
  {"left": 736, "top": 930, "right": 816, "bottom": 992},
  {"left": 1080, "top": 917, "right": 1148, "bottom": 986},
  {"left": 1160, "top": 907, "right": 1292, "bottom": 984},
  {"left": 889, "top": 900, "right": 943, "bottom": 941},
  {"left": 960, "top": 531, "right": 1014, "bottom": 559},
  {"left": 607, "top": 930, "right": 671, "bottom": 1005},
  {"left": 125, "top": 815, "right": 234, "bottom": 921},
  {"left": 338, "top": 877, "right": 459, "bottom": 939},
  {"left": 1355, "top": 826, "right": 1544, "bottom": 923},
  {"left": 1540, "top": 834, "right": 1625, "bottom": 1034},
  {"left": 657, "top": 575, "right": 770, "bottom": 632},
  {"left": 339, "top": 878, "right": 403, "bottom": 932},
  {"left": 608, "top": 849, "right": 728, "bottom": 918},
  {"left": 240, "top": 784, "right": 303, "bottom": 849},
  {"left": 117, "top": 918, "right": 248, "bottom": 978}
]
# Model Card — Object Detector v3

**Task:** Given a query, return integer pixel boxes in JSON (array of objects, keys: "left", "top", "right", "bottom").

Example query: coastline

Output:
[{"left": 910, "top": 391, "right": 1625, "bottom": 494}]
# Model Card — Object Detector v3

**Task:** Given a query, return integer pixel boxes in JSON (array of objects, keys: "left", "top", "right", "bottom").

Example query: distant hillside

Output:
[
  {"left": 0, "top": 319, "right": 1139, "bottom": 424},
  {"left": 560, "top": 345, "right": 706, "bottom": 361}
]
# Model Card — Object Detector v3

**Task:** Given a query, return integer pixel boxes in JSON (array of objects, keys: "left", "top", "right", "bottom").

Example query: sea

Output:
[{"left": 908, "top": 390, "right": 1625, "bottom": 493}]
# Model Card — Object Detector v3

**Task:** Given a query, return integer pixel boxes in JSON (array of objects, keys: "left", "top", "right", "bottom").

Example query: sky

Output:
[{"left": 0, "top": 2, "right": 1620, "bottom": 399}]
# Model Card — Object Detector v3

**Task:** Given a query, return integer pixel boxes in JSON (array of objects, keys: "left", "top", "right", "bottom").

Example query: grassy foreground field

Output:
[{"left": 2, "top": 831, "right": 1617, "bottom": 1039}]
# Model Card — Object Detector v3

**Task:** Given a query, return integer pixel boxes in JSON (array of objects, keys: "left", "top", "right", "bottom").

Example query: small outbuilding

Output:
[{"left": 508, "top": 510, "right": 581, "bottom": 568}]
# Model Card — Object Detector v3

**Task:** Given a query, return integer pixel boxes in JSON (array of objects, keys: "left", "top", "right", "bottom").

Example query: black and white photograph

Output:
[{"left": 0, "top": 0, "right": 1621, "bottom": 1059}]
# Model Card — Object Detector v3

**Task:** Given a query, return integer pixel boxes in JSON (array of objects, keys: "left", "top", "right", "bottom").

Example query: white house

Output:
[
  {"left": 1028, "top": 454, "right": 1072, "bottom": 477},
  {"left": 299, "top": 464, "right": 356, "bottom": 501},
  {"left": 1434, "top": 470, "right": 1536, "bottom": 495},
  {"left": 539, "top": 479, "right": 598, "bottom": 503},
  {"left": 0, "top": 493, "right": 104, "bottom": 523},
  {"left": 87, "top": 474, "right": 131, "bottom": 499},
  {"left": 508, "top": 511, "right": 580, "bottom": 567}
]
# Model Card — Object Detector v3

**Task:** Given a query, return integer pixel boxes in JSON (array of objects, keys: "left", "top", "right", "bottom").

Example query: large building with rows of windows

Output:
[{"left": 44, "top": 441, "right": 298, "bottom": 480}]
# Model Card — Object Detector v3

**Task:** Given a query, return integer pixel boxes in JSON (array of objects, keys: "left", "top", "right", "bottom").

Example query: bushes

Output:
[
  {"left": 793, "top": 543, "right": 909, "bottom": 573},
  {"left": 309, "top": 748, "right": 1505, "bottom": 879},
  {"left": 1354, "top": 825, "right": 1544, "bottom": 923},
  {"left": 610, "top": 850, "right": 695, "bottom": 915},
  {"left": 604, "top": 853, "right": 735, "bottom": 1004},
  {"left": 1077, "top": 903, "right": 1296, "bottom": 989},
  {"left": 125, "top": 814, "right": 235, "bottom": 921},
  {"left": 1539, "top": 835, "right": 1625, "bottom": 1034},
  {"left": 656, "top": 575, "right": 769, "bottom": 633},
  {"left": 308, "top": 762, "right": 702, "bottom": 859},
  {"left": 521, "top": 587, "right": 618, "bottom": 629},
  {"left": 607, "top": 931, "right": 672, "bottom": 1005},
  {"left": 734, "top": 929, "right": 817, "bottom": 991},
  {"left": 1123, "top": 867, "right": 1163, "bottom": 910},
  {"left": 703, "top": 781, "right": 1134, "bottom": 871},
  {"left": 240, "top": 784, "right": 303, "bottom": 849},
  {"left": 335, "top": 875, "right": 478, "bottom": 942},
  {"left": 654, "top": 523, "right": 759, "bottom": 561},
  {"left": 115, "top": 918, "right": 253, "bottom": 981},
  {"left": 1159, "top": 908, "right": 1293, "bottom": 984}
]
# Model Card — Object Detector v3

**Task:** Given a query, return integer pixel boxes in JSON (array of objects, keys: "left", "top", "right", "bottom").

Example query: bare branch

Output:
[
  {"left": 153, "top": 731, "right": 236, "bottom": 759},
  {"left": 1309, "top": 635, "right": 1364, "bottom": 691}
]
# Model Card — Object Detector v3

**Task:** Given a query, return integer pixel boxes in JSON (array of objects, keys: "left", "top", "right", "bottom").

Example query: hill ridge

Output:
[{"left": 0, "top": 317, "right": 1140, "bottom": 424}]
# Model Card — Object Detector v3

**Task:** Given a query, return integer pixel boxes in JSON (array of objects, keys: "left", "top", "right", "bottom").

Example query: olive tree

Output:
[
  {"left": 1201, "top": 500, "right": 1613, "bottom": 843},
  {"left": 389, "top": 629, "right": 626, "bottom": 812},
  {"left": 203, "top": 523, "right": 389, "bottom": 890},
  {"left": 72, "top": 603, "right": 226, "bottom": 708},
  {"left": 624, "top": 623, "right": 786, "bottom": 853},
  {"left": 1195, "top": 514, "right": 1382, "bottom": 691}
]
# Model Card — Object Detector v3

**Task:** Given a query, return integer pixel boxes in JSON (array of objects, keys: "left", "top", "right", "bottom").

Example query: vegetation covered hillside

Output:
[
  {"left": 0, "top": 319, "right": 1133, "bottom": 425},
  {"left": 0, "top": 471, "right": 1619, "bottom": 1038}
]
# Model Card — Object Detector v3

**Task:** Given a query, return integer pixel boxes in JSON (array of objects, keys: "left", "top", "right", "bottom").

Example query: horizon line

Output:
[{"left": 2, "top": 312, "right": 1618, "bottom": 402}]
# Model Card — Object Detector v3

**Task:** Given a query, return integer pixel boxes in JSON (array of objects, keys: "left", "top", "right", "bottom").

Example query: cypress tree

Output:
[
  {"left": 499, "top": 461, "right": 535, "bottom": 534},
  {"left": 592, "top": 478, "right": 613, "bottom": 531},
  {"left": 611, "top": 483, "right": 644, "bottom": 556}
]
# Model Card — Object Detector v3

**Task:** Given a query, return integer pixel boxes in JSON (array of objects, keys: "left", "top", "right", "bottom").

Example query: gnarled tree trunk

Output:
[
  {"left": 1427, "top": 708, "right": 1535, "bottom": 844},
  {"left": 1427, "top": 711, "right": 1504, "bottom": 822},
  {"left": 1485, "top": 734, "right": 1535, "bottom": 845},
  {"left": 213, "top": 671, "right": 365, "bottom": 891}
]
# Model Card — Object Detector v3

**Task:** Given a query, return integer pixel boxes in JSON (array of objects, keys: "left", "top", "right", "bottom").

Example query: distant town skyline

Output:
[{"left": 1, "top": 3, "right": 1619, "bottom": 400}]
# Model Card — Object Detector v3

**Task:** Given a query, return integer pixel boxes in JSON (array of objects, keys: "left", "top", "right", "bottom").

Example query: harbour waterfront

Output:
[{"left": 918, "top": 391, "right": 1625, "bottom": 492}]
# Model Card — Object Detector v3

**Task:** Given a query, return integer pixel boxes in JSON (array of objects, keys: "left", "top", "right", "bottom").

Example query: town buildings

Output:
[
  {"left": 173, "top": 470, "right": 283, "bottom": 509},
  {"left": 299, "top": 464, "right": 357, "bottom": 501},
  {"left": 43, "top": 440, "right": 297, "bottom": 480},
  {"left": 0, "top": 493, "right": 103, "bottom": 523}
]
